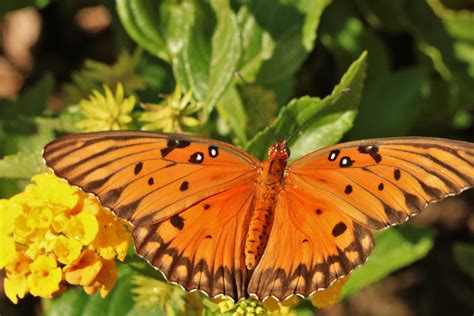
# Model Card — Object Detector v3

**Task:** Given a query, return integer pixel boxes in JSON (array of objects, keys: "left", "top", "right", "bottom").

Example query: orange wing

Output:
[
  {"left": 43, "top": 131, "right": 260, "bottom": 226},
  {"left": 133, "top": 183, "right": 255, "bottom": 300},
  {"left": 248, "top": 137, "right": 473, "bottom": 300},
  {"left": 288, "top": 137, "right": 474, "bottom": 230},
  {"left": 247, "top": 187, "right": 374, "bottom": 300}
]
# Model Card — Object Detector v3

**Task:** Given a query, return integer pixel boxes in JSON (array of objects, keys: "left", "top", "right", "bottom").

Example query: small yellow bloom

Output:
[
  {"left": 92, "top": 209, "right": 130, "bottom": 261},
  {"left": 29, "top": 206, "right": 53, "bottom": 229},
  {"left": 54, "top": 235, "right": 82, "bottom": 265},
  {"left": 13, "top": 173, "right": 79, "bottom": 210},
  {"left": 4, "top": 274, "right": 28, "bottom": 304},
  {"left": 140, "top": 84, "right": 202, "bottom": 132},
  {"left": 65, "top": 212, "right": 99, "bottom": 245},
  {"left": 64, "top": 249, "right": 103, "bottom": 286},
  {"left": 0, "top": 236, "right": 16, "bottom": 268},
  {"left": 0, "top": 199, "right": 22, "bottom": 236},
  {"left": 27, "top": 255, "right": 62, "bottom": 297},
  {"left": 311, "top": 276, "right": 350, "bottom": 308},
  {"left": 14, "top": 213, "right": 35, "bottom": 241},
  {"left": 77, "top": 83, "right": 136, "bottom": 132},
  {"left": 83, "top": 258, "right": 118, "bottom": 298}
]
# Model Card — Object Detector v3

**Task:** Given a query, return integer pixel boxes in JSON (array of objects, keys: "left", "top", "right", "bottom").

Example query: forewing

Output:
[
  {"left": 288, "top": 137, "right": 474, "bottom": 229},
  {"left": 43, "top": 131, "right": 260, "bottom": 226}
]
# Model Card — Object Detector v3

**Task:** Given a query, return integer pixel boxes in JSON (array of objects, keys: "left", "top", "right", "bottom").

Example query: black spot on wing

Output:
[
  {"left": 358, "top": 145, "right": 382, "bottom": 163},
  {"left": 148, "top": 177, "right": 154, "bottom": 185},
  {"left": 189, "top": 152, "right": 204, "bottom": 163},
  {"left": 339, "top": 156, "right": 355, "bottom": 168},
  {"left": 180, "top": 181, "right": 189, "bottom": 191},
  {"left": 378, "top": 183, "right": 384, "bottom": 191},
  {"left": 161, "top": 139, "right": 191, "bottom": 158},
  {"left": 394, "top": 169, "right": 401, "bottom": 180},
  {"left": 203, "top": 204, "right": 210, "bottom": 210},
  {"left": 170, "top": 215, "right": 185, "bottom": 230},
  {"left": 208, "top": 146, "right": 219, "bottom": 158},
  {"left": 134, "top": 162, "right": 143, "bottom": 175},
  {"left": 332, "top": 222, "right": 347, "bottom": 237},
  {"left": 328, "top": 149, "right": 340, "bottom": 161},
  {"left": 344, "top": 185, "right": 353, "bottom": 194}
]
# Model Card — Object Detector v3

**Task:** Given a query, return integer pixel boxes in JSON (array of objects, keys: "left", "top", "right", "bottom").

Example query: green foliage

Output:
[
  {"left": 1, "top": 0, "right": 473, "bottom": 314},
  {"left": 342, "top": 225, "right": 436, "bottom": 298},
  {"left": 44, "top": 267, "right": 141, "bottom": 316},
  {"left": 453, "top": 242, "right": 474, "bottom": 279},
  {"left": 247, "top": 51, "right": 367, "bottom": 160}
]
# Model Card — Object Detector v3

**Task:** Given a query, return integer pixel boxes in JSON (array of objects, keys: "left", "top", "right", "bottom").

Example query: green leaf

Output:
[
  {"left": 0, "top": 150, "right": 47, "bottom": 179},
  {"left": 0, "top": 125, "right": 52, "bottom": 179},
  {"left": 204, "top": 0, "right": 241, "bottom": 112},
  {"left": 341, "top": 225, "right": 436, "bottom": 298},
  {"left": 236, "top": 6, "right": 275, "bottom": 82},
  {"left": 116, "top": 0, "right": 170, "bottom": 62},
  {"left": 319, "top": 0, "right": 390, "bottom": 83},
  {"left": 348, "top": 67, "right": 427, "bottom": 139},
  {"left": 250, "top": 0, "right": 331, "bottom": 84},
  {"left": 246, "top": 51, "right": 367, "bottom": 160},
  {"left": 405, "top": 1, "right": 474, "bottom": 110},
  {"left": 44, "top": 286, "right": 90, "bottom": 316},
  {"left": 453, "top": 242, "right": 474, "bottom": 280},
  {"left": 216, "top": 87, "right": 248, "bottom": 145},
  {"left": 122, "top": 253, "right": 165, "bottom": 281},
  {"left": 45, "top": 267, "right": 137, "bottom": 316}
]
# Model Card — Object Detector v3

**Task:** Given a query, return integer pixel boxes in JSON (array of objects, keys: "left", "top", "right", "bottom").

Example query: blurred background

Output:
[{"left": 0, "top": 0, "right": 473, "bottom": 315}]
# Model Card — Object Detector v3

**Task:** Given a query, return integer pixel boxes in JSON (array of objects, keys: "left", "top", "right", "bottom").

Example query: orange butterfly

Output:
[{"left": 43, "top": 131, "right": 474, "bottom": 301}]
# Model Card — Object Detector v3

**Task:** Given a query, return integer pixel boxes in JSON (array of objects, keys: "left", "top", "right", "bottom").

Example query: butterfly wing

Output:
[
  {"left": 247, "top": 187, "right": 374, "bottom": 300},
  {"left": 248, "top": 137, "right": 473, "bottom": 300},
  {"left": 133, "top": 182, "right": 255, "bottom": 301},
  {"left": 288, "top": 137, "right": 474, "bottom": 230},
  {"left": 43, "top": 131, "right": 260, "bottom": 226}
]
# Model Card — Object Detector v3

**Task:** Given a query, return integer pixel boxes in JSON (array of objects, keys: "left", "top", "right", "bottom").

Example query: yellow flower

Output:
[
  {"left": 4, "top": 274, "right": 28, "bottom": 304},
  {"left": 76, "top": 83, "right": 136, "bottom": 132},
  {"left": 83, "top": 258, "right": 118, "bottom": 298},
  {"left": 0, "top": 236, "right": 16, "bottom": 269},
  {"left": 27, "top": 255, "right": 62, "bottom": 297},
  {"left": 65, "top": 212, "right": 99, "bottom": 245},
  {"left": 12, "top": 173, "right": 79, "bottom": 210},
  {"left": 311, "top": 276, "right": 350, "bottom": 308},
  {"left": 54, "top": 235, "right": 82, "bottom": 265},
  {"left": 139, "top": 84, "right": 202, "bottom": 132},
  {"left": 92, "top": 208, "right": 130, "bottom": 261},
  {"left": 0, "top": 199, "right": 22, "bottom": 236},
  {"left": 64, "top": 249, "right": 103, "bottom": 286},
  {"left": 29, "top": 206, "right": 53, "bottom": 229},
  {"left": 0, "top": 173, "right": 131, "bottom": 303}
]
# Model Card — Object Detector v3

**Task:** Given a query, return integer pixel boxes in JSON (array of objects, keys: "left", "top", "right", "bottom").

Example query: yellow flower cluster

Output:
[
  {"left": 139, "top": 84, "right": 202, "bottom": 132},
  {"left": 76, "top": 83, "right": 136, "bottom": 132},
  {"left": 0, "top": 173, "right": 131, "bottom": 303}
]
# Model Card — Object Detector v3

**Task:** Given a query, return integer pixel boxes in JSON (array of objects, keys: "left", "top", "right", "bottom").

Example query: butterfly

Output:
[{"left": 43, "top": 131, "right": 474, "bottom": 302}]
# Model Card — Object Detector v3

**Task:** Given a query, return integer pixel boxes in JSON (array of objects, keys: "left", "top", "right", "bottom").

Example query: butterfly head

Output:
[{"left": 269, "top": 140, "right": 290, "bottom": 161}]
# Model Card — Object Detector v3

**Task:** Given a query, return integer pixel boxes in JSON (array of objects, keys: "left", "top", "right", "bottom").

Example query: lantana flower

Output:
[
  {"left": 0, "top": 173, "right": 131, "bottom": 304},
  {"left": 76, "top": 83, "right": 136, "bottom": 132},
  {"left": 139, "top": 84, "right": 202, "bottom": 132}
]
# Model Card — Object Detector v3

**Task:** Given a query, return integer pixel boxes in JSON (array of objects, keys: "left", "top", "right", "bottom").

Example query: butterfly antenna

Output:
[
  {"left": 284, "top": 87, "right": 352, "bottom": 144},
  {"left": 233, "top": 70, "right": 277, "bottom": 139}
]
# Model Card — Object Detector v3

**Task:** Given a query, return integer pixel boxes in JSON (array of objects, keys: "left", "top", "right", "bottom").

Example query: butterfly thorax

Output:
[{"left": 245, "top": 141, "right": 290, "bottom": 270}]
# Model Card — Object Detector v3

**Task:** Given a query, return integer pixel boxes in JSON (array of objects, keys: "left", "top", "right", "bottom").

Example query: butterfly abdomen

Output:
[{"left": 245, "top": 154, "right": 287, "bottom": 270}]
